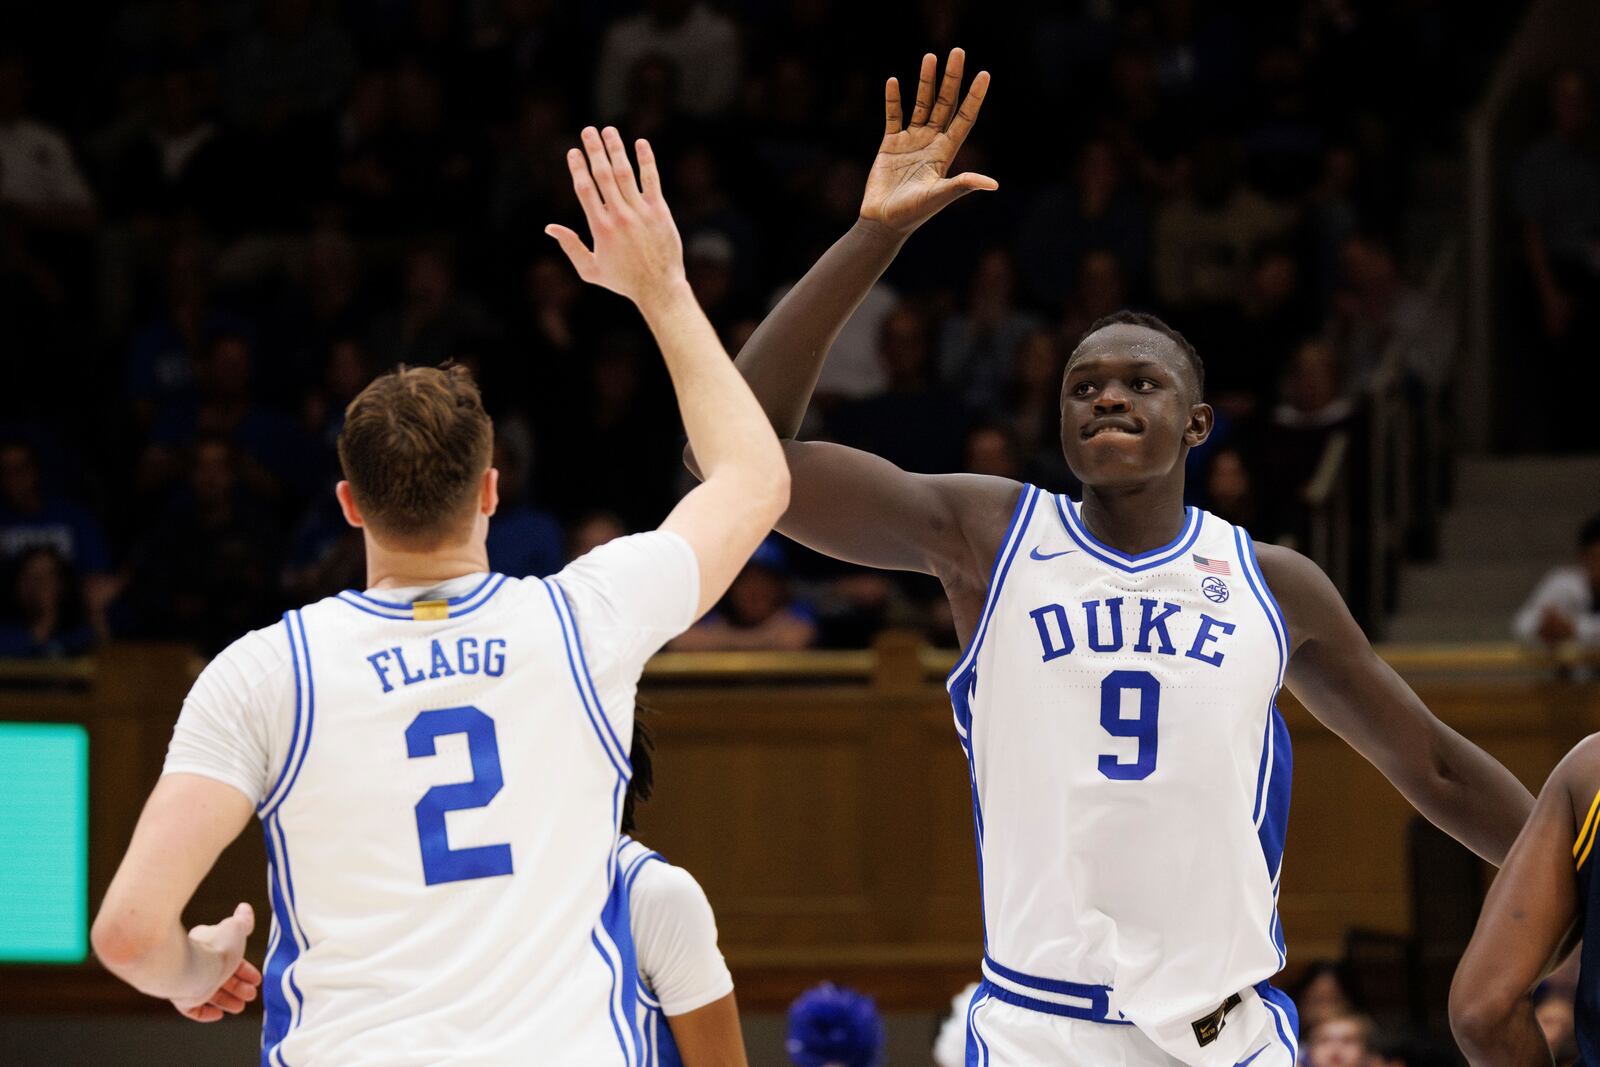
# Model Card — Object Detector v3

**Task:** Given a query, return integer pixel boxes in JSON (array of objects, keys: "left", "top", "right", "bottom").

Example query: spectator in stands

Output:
[
  {"left": 939, "top": 249, "right": 1043, "bottom": 417},
  {"left": 594, "top": 0, "right": 741, "bottom": 121},
  {"left": 1368, "top": 1028, "right": 1456, "bottom": 1067},
  {"left": 669, "top": 538, "right": 816, "bottom": 652},
  {"left": 0, "top": 54, "right": 98, "bottom": 233},
  {"left": 1199, "top": 447, "right": 1268, "bottom": 539},
  {"left": 1058, "top": 249, "right": 1129, "bottom": 350},
  {"left": 1291, "top": 959, "right": 1360, "bottom": 1036},
  {"left": 0, "top": 547, "right": 96, "bottom": 659},
  {"left": 1513, "top": 513, "right": 1600, "bottom": 669},
  {"left": 1329, "top": 234, "right": 1451, "bottom": 392},
  {"left": 1016, "top": 137, "right": 1150, "bottom": 309},
  {"left": 1305, "top": 1013, "right": 1376, "bottom": 1067},
  {"left": 1004, "top": 329, "right": 1076, "bottom": 493},
  {"left": 830, "top": 306, "right": 969, "bottom": 475},
  {"left": 1261, "top": 338, "right": 1356, "bottom": 543},
  {"left": 1212, "top": 247, "right": 1319, "bottom": 416},
  {"left": 0, "top": 440, "right": 114, "bottom": 642},
  {"left": 483, "top": 428, "right": 563, "bottom": 580},
  {"left": 963, "top": 423, "right": 1024, "bottom": 482},
  {"left": 368, "top": 243, "right": 500, "bottom": 371},
  {"left": 108, "top": 63, "right": 231, "bottom": 227}
]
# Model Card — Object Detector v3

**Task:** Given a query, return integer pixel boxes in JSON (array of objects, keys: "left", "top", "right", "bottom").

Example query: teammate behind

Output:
[
  {"left": 90, "top": 126, "right": 788, "bottom": 1065},
  {"left": 693, "top": 49, "right": 1534, "bottom": 1066},
  {"left": 617, "top": 716, "right": 747, "bottom": 1067},
  {"left": 1450, "top": 737, "right": 1600, "bottom": 1066}
]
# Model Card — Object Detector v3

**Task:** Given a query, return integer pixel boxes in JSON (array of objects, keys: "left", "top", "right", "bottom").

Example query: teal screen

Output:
[{"left": 0, "top": 723, "right": 89, "bottom": 962}]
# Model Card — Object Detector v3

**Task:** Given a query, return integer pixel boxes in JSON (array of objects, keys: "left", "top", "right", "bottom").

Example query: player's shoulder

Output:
[
  {"left": 626, "top": 843, "right": 712, "bottom": 917},
  {"left": 205, "top": 616, "right": 294, "bottom": 682},
  {"left": 1552, "top": 735, "right": 1600, "bottom": 812}
]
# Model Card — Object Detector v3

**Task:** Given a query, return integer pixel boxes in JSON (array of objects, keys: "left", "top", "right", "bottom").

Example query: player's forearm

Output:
[
  {"left": 640, "top": 280, "right": 788, "bottom": 509},
  {"left": 93, "top": 915, "right": 224, "bottom": 1000},
  {"left": 1401, "top": 727, "right": 1534, "bottom": 865},
  {"left": 1452, "top": 994, "right": 1553, "bottom": 1067},
  {"left": 734, "top": 219, "right": 907, "bottom": 437}
]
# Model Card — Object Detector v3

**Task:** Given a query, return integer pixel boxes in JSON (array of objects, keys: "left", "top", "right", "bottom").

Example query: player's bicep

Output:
[
  {"left": 97, "top": 774, "right": 255, "bottom": 938},
  {"left": 1455, "top": 766, "right": 1580, "bottom": 1005},
  {"left": 775, "top": 440, "right": 1015, "bottom": 577},
  {"left": 660, "top": 475, "right": 775, "bottom": 619},
  {"left": 664, "top": 992, "right": 749, "bottom": 1067}
]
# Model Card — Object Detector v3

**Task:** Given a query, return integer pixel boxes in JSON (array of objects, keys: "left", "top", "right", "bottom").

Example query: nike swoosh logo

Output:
[
  {"left": 1235, "top": 1044, "right": 1269, "bottom": 1067},
  {"left": 1029, "top": 547, "right": 1078, "bottom": 561}
]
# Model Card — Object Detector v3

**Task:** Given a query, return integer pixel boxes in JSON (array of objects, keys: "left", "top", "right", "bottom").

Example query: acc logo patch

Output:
[{"left": 1201, "top": 576, "right": 1229, "bottom": 603}]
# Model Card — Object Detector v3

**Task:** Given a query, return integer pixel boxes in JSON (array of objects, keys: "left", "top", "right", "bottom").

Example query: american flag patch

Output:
[{"left": 1192, "top": 554, "right": 1232, "bottom": 575}]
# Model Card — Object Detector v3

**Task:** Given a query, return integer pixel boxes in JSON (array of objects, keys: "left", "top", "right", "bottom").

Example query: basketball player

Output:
[
  {"left": 1451, "top": 737, "right": 1599, "bottom": 1066},
  {"left": 616, "top": 717, "right": 747, "bottom": 1067},
  {"left": 90, "top": 127, "right": 789, "bottom": 1064},
  {"left": 690, "top": 49, "right": 1535, "bottom": 1066}
]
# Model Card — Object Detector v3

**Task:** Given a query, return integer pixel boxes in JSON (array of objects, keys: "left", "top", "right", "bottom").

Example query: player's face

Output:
[{"left": 1058, "top": 325, "right": 1211, "bottom": 489}]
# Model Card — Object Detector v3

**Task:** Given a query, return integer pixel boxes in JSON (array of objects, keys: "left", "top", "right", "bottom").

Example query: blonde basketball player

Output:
[{"left": 91, "top": 126, "right": 787, "bottom": 1066}]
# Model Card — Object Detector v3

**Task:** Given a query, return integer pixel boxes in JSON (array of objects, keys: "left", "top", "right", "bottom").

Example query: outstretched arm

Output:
[
  {"left": 1257, "top": 544, "right": 1534, "bottom": 863},
  {"left": 548, "top": 127, "right": 789, "bottom": 618},
  {"left": 735, "top": 48, "right": 995, "bottom": 436},
  {"left": 1451, "top": 741, "right": 1591, "bottom": 1066}
]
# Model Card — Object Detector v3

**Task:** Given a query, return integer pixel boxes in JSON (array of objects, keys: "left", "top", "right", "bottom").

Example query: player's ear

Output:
[
  {"left": 1184, "top": 403, "right": 1214, "bottom": 448},
  {"left": 335, "top": 480, "right": 365, "bottom": 529},
  {"left": 481, "top": 467, "right": 499, "bottom": 517}
]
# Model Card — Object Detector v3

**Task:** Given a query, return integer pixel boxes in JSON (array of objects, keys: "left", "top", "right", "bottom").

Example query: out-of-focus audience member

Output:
[
  {"left": 567, "top": 510, "right": 627, "bottom": 562},
  {"left": 1533, "top": 982, "right": 1580, "bottom": 1067},
  {"left": 1199, "top": 447, "right": 1268, "bottom": 539},
  {"left": 1513, "top": 513, "right": 1600, "bottom": 666},
  {"left": 940, "top": 249, "right": 1043, "bottom": 416},
  {"left": 785, "top": 982, "right": 883, "bottom": 1067},
  {"left": 483, "top": 428, "right": 563, "bottom": 579},
  {"left": 1291, "top": 959, "right": 1360, "bottom": 1037},
  {"left": 668, "top": 539, "right": 816, "bottom": 652},
  {"left": 0, "top": 54, "right": 98, "bottom": 231},
  {"left": 0, "top": 546, "right": 96, "bottom": 658},
  {"left": 1368, "top": 1027, "right": 1457, "bottom": 1067},
  {"left": 594, "top": 0, "right": 741, "bottom": 121},
  {"left": 0, "top": 440, "right": 115, "bottom": 641},
  {"left": 1305, "top": 1013, "right": 1376, "bottom": 1067}
]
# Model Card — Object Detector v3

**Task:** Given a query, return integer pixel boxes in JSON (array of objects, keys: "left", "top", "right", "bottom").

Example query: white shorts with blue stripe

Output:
[{"left": 965, "top": 980, "right": 1299, "bottom": 1067}]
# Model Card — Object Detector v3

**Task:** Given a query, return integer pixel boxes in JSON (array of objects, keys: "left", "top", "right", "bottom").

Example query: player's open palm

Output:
[
  {"left": 170, "top": 902, "right": 261, "bottom": 1023},
  {"left": 546, "top": 126, "right": 686, "bottom": 308},
  {"left": 860, "top": 48, "right": 997, "bottom": 235}
]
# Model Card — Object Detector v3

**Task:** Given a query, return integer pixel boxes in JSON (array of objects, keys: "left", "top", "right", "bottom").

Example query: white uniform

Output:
[
  {"left": 163, "top": 533, "right": 699, "bottom": 1067},
  {"left": 615, "top": 836, "right": 735, "bottom": 1067},
  {"left": 949, "top": 487, "right": 1300, "bottom": 1067}
]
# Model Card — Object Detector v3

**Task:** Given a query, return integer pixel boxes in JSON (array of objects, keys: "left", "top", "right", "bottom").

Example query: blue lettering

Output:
[
  {"left": 458, "top": 636, "right": 481, "bottom": 674},
  {"left": 367, "top": 650, "right": 395, "bottom": 694},
  {"left": 483, "top": 638, "right": 506, "bottom": 677},
  {"left": 429, "top": 639, "right": 457, "bottom": 680},
  {"left": 1133, "top": 599, "right": 1180, "bottom": 655},
  {"left": 392, "top": 646, "right": 427, "bottom": 686},
  {"left": 1184, "top": 614, "right": 1237, "bottom": 667},
  {"left": 1029, "top": 604, "right": 1074, "bottom": 662},
  {"left": 1083, "top": 598, "right": 1125, "bottom": 652}
]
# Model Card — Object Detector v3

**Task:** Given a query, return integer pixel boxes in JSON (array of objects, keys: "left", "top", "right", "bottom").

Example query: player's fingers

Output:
[
  {"left": 635, "top": 139, "right": 662, "bottom": 200},
  {"left": 600, "top": 126, "right": 642, "bottom": 206},
  {"left": 234, "top": 958, "right": 263, "bottom": 986},
  {"left": 232, "top": 902, "right": 254, "bottom": 933},
  {"left": 929, "top": 47, "right": 965, "bottom": 129},
  {"left": 580, "top": 126, "right": 622, "bottom": 206},
  {"left": 909, "top": 53, "right": 937, "bottom": 126},
  {"left": 185, "top": 1004, "right": 223, "bottom": 1023},
  {"left": 563, "top": 147, "right": 605, "bottom": 219},
  {"left": 945, "top": 69, "right": 990, "bottom": 149},
  {"left": 884, "top": 76, "right": 902, "bottom": 136},
  {"left": 948, "top": 171, "right": 999, "bottom": 193},
  {"left": 544, "top": 225, "right": 597, "bottom": 280},
  {"left": 208, "top": 989, "right": 247, "bottom": 1014},
  {"left": 221, "top": 975, "right": 258, "bottom": 1001}
]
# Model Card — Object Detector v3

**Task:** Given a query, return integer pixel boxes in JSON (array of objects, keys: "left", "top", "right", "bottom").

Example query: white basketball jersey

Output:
[
  {"left": 948, "top": 486, "right": 1291, "bottom": 1062},
  {"left": 163, "top": 533, "right": 699, "bottom": 1067}
]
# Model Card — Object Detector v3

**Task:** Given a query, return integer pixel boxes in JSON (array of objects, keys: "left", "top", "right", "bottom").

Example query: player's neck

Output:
[
  {"left": 1078, "top": 476, "right": 1189, "bottom": 556},
  {"left": 363, "top": 538, "right": 491, "bottom": 592}
]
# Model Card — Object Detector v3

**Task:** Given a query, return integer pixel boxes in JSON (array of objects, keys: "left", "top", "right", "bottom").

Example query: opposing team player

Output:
[
  {"left": 1451, "top": 737, "right": 1599, "bottom": 1066},
  {"left": 694, "top": 49, "right": 1534, "bottom": 1066},
  {"left": 91, "top": 127, "right": 788, "bottom": 1065},
  {"left": 616, "top": 717, "right": 746, "bottom": 1067}
]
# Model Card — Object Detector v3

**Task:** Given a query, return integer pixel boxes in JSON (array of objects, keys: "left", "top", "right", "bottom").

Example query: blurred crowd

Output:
[{"left": 0, "top": 0, "right": 1529, "bottom": 655}]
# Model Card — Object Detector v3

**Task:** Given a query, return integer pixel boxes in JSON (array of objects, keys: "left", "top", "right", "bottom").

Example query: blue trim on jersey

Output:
[
  {"left": 1257, "top": 982, "right": 1301, "bottom": 1064},
  {"left": 965, "top": 986, "right": 992, "bottom": 1067},
  {"left": 625, "top": 851, "right": 665, "bottom": 896},
  {"left": 553, "top": 580, "right": 632, "bottom": 776},
  {"left": 947, "top": 485, "right": 1040, "bottom": 690},
  {"left": 596, "top": 868, "right": 643, "bottom": 1066},
  {"left": 1055, "top": 497, "right": 1204, "bottom": 574},
  {"left": 333, "top": 573, "right": 509, "bottom": 620},
  {"left": 261, "top": 613, "right": 317, "bottom": 820},
  {"left": 972, "top": 975, "right": 1135, "bottom": 1025},
  {"left": 983, "top": 954, "right": 1115, "bottom": 1003},
  {"left": 258, "top": 612, "right": 307, "bottom": 815},
  {"left": 545, "top": 581, "right": 632, "bottom": 780},
  {"left": 261, "top": 822, "right": 301, "bottom": 1067}
]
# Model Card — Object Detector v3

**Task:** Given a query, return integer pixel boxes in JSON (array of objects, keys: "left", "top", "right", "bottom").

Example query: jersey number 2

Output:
[
  {"left": 406, "top": 705, "right": 515, "bottom": 886},
  {"left": 1098, "top": 669, "right": 1160, "bottom": 781}
]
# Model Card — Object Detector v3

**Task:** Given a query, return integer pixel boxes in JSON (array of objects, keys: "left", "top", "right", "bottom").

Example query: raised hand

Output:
[
  {"left": 170, "top": 902, "right": 261, "bottom": 1023},
  {"left": 546, "top": 126, "right": 687, "bottom": 311},
  {"left": 860, "top": 48, "right": 997, "bottom": 236}
]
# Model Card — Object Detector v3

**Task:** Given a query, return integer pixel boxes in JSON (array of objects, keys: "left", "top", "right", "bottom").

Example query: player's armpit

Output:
[
  {"left": 1257, "top": 543, "right": 1533, "bottom": 864},
  {"left": 664, "top": 991, "right": 749, "bottom": 1067},
  {"left": 1450, "top": 746, "right": 1586, "bottom": 1066}
]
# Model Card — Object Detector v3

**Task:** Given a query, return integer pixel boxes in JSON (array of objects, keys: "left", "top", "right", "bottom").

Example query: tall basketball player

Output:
[
  {"left": 91, "top": 127, "right": 789, "bottom": 1065},
  {"left": 691, "top": 49, "right": 1535, "bottom": 1066},
  {"left": 1451, "top": 736, "right": 1599, "bottom": 1066}
]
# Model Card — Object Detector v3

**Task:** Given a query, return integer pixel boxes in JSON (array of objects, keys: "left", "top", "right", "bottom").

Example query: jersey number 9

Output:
[{"left": 1098, "top": 670, "right": 1160, "bottom": 781}]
